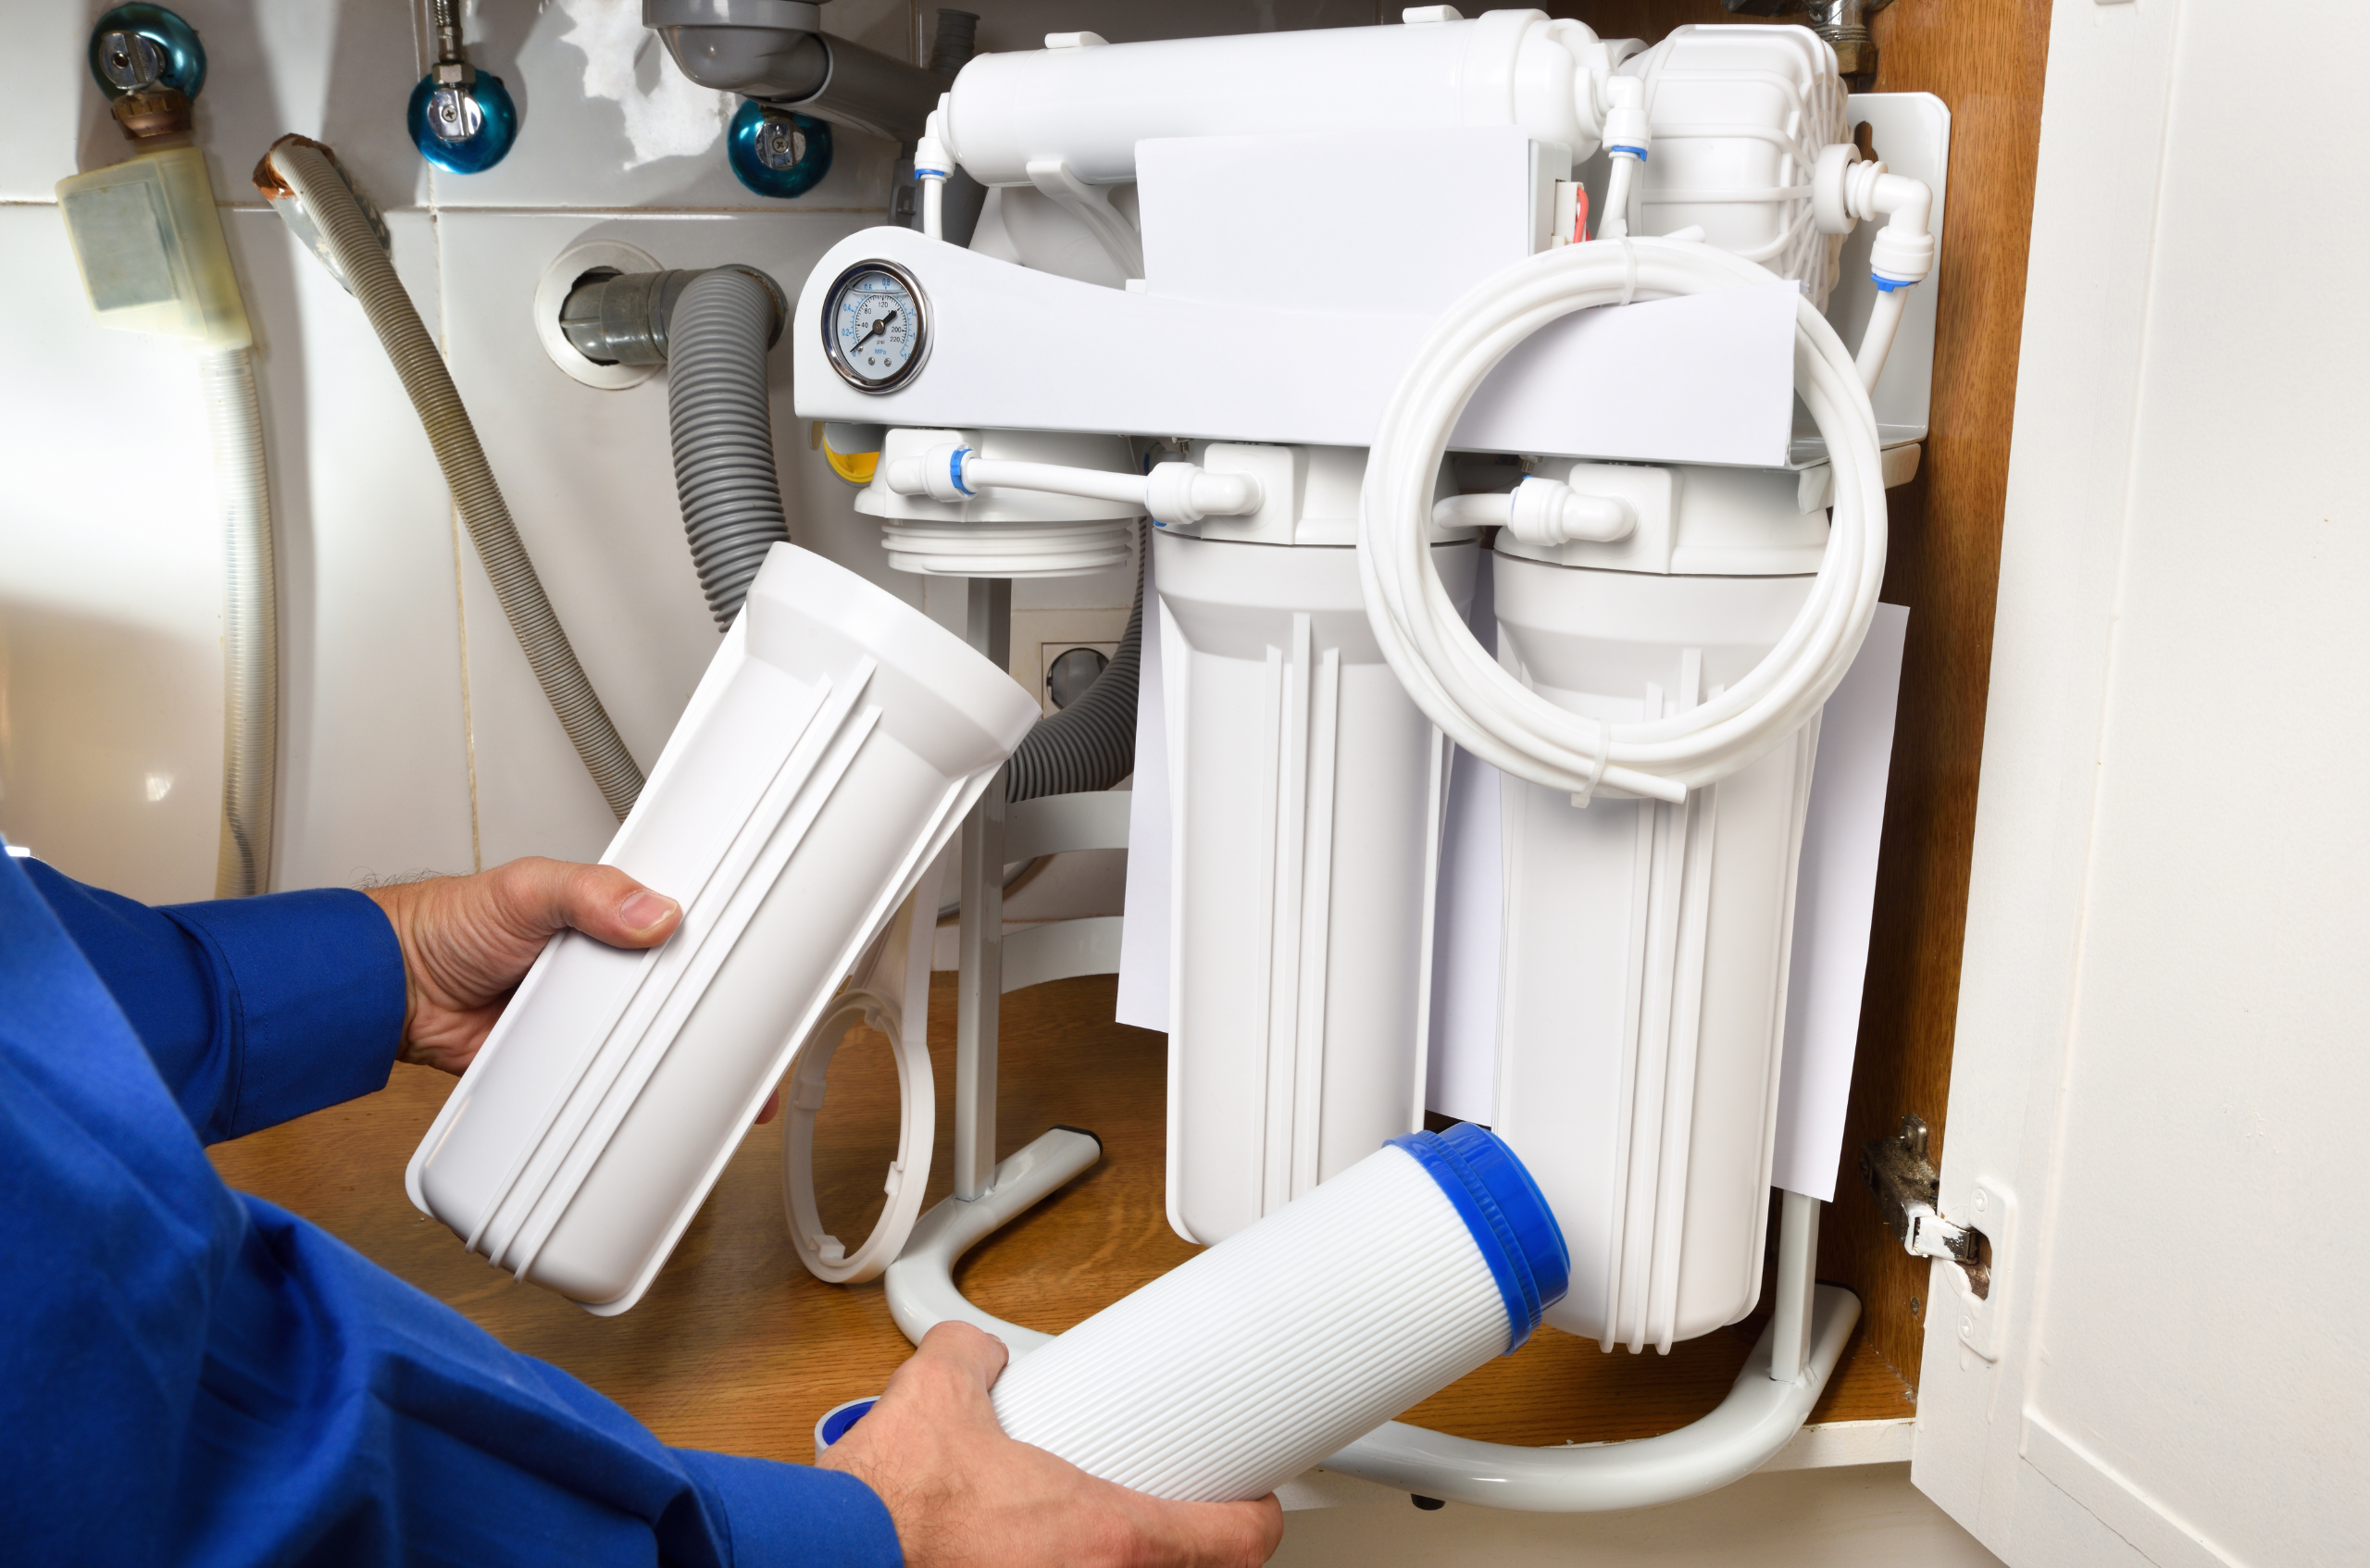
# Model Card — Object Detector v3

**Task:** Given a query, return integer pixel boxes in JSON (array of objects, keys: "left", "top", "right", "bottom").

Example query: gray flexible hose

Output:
[
  {"left": 666, "top": 268, "right": 791, "bottom": 630},
  {"left": 199, "top": 347, "right": 278, "bottom": 896},
  {"left": 1004, "top": 538, "right": 1142, "bottom": 803},
  {"left": 271, "top": 141, "right": 645, "bottom": 820}
]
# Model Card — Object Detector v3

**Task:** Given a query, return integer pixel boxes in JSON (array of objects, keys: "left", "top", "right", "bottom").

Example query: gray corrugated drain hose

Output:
[
  {"left": 266, "top": 138, "right": 644, "bottom": 820},
  {"left": 1005, "top": 536, "right": 1142, "bottom": 803},
  {"left": 666, "top": 268, "right": 791, "bottom": 630}
]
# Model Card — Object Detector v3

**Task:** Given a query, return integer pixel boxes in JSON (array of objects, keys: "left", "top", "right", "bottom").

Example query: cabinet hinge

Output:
[{"left": 1859, "top": 1114, "right": 1990, "bottom": 1297}]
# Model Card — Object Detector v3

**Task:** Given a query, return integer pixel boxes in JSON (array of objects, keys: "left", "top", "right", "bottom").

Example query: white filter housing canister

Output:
[
  {"left": 1612, "top": 24, "right": 1850, "bottom": 306},
  {"left": 990, "top": 1123, "right": 1569, "bottom": 1503},
  {"left": 406, "top": 543, "right": 1040, "bottom": 1313},
  {"left": 1488, "top": 463, "right": 1821, "bottom": 1350},
  {"left": 1155, "top": 454, "right": 1474, "bottom": 1245}
]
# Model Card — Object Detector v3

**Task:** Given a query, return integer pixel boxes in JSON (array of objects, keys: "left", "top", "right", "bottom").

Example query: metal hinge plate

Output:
[{"left": 1859, "top": 1114, "right": 1990, "bottom": 1298}]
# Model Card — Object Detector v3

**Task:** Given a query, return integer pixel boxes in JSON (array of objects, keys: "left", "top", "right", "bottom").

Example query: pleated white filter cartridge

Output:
[{"left": 987, "top": 1124, "right": 1568, "bottom": 1502}]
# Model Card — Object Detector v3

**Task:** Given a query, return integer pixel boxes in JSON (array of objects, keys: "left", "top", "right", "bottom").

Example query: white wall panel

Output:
[
  {"left": 223, "top": 205, "right": 477, "bottom": 888},
  {"left": 0, "top": 203, "right": 224, "bottom": 901}
]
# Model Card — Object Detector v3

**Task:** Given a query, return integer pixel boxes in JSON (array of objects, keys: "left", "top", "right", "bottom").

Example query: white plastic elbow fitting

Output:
[
  {"left": 1509, "top": 475, "right": 1632, "bottom": 545},
  {"left": 915, "top": 107, "right": 951, "bottom": 182},
  {"left": 1433, "top": 479, "right": 1633, "bottom": 548},
  {"left": 1146, "top": 461, "right": 1262, "bottom": 526},
  {"left": 1602, "top": 76, "right": 1650, "bottom": 162},
  {"left": 887, "top": 443, "right": 974, "bottom": 502},
  {"left": 1815, "top": 149, "right": 1937, "bottom": 287}
]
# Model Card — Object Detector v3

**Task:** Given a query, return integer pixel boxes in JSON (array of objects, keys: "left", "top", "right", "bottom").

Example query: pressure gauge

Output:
[{"left": 822, "top": 260, "right": 929, "bottom": 393}]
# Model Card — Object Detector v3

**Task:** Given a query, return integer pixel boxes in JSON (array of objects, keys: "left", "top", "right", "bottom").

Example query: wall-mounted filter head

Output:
[
  {"left": 984, "top": 1124, "right": 1567, "bottom": 1503},
  {"left": 727, "top": 102, "right": 835, "bottom": 199}
]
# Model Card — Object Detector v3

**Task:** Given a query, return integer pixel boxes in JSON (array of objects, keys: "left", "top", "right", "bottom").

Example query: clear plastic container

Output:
[{"left": 56, "top": 147, "right": 250, "bottom": 349}]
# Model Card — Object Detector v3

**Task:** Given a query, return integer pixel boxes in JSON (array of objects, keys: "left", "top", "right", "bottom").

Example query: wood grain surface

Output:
[{"left": 210, "top": 974, "right": 1908, "bottom": 1465}]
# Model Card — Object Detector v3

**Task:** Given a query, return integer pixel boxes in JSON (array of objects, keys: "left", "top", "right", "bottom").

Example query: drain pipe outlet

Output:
[{"left": 645, "top": 0, "right": 944, "bottom": 144}]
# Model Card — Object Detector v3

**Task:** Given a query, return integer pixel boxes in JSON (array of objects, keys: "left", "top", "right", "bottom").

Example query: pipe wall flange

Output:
[{"left": 535, "top": 240, "right": 665, "bottom": 391}]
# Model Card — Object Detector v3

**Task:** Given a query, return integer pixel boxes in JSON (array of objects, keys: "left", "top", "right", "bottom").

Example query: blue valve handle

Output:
[
  {"left": 727, "top": 101, "right": 834, "bottom": 200},
  {"left": 88, "top": 4, "right": 207, "bottom": 100},
  {"left": 407, "top": 70, "right": 519, "bottom": 175}
]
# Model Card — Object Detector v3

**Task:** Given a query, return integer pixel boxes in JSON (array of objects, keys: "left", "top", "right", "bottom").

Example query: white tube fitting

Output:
[
  {"left": 1507, "top": 475, "right": 1633, "bottom": 546},
  {"left": 1602, "top": 74, "right": 1649, "bottom": 160},
  {"left": 1597, "top": 76, "right": 1650, "bottom": 242},
  {"left": 1145, "top": 460, "right": 1263, "bottom": 526},
  {"left": 887, "top": 446, "right": 1264, "bottom": 524},
  {"left": 1431, "top": 479, "right": 1634, "bottom": 548},
  {"left": 886, "top": 443, "right": 975, "bottom": 502},
  {"left": 1847, "top": 163, "right": 1937, "bottom": 286},
  {"left": 916, "top": 106, "right": 951, "bottom": 243}
]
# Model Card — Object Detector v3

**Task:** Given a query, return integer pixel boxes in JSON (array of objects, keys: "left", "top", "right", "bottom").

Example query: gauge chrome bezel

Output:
[{"left": 821, "top": 258, "right": 930, "bottom": 394}]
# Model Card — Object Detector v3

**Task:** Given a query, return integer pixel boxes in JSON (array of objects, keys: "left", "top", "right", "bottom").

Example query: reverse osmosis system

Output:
[{"left": 59, "top": 3, "right": 1945, "bottom": 1518}]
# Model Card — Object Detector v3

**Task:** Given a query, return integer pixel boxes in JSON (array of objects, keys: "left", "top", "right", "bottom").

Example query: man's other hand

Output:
[
  {"left": 819, "top": 1323, "right": 1283, "bottom": 1568},
  {"left": 365, "top": 858, "right": 680, "bottom": 1078}
]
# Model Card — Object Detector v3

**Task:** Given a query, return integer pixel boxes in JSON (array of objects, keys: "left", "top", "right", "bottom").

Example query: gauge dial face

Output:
[{"left": 824, "top": 262, "right": 927, "bottom": 392}]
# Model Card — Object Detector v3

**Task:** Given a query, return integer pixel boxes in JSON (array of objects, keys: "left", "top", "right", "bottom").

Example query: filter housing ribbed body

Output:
[{"left": 988, "top": 1124, "right": 1566, "bottom": 1502}]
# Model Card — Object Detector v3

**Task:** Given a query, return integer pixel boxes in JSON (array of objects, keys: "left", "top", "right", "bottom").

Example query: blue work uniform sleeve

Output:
[
  {"left": 0, "top": 850, "right": 905, "bottom": 1566},
  {"left": 22, "top": 859, "right": 405, "bottom": 1142}
]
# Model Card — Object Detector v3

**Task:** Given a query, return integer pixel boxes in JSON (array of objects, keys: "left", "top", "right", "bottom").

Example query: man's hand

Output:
[
  {"left": 365, "top": 858, "right": 681, "bottom": 1078},
  {"left": 820, "top": 1324, "right": 1282, "bottom": 1568}
]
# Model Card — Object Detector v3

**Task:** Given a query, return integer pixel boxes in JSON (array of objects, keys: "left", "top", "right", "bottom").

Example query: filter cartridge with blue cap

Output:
[{"left": 973, "top": 1123, "right": 1568, "bottom": 1503}]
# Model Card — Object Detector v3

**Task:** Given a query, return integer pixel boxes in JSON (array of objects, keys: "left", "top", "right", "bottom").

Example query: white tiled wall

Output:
[{"left": 0, "top": 0, "right": 1389, "bottom": 901}]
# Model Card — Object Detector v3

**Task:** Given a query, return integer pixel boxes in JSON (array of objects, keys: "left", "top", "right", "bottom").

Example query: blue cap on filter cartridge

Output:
[
  {"left": 1386, "top": 1124, "right": 1571, "bottom": 1354},
  {"left": 812, "top": 1395, "right": 879, "bottom": 1461}
]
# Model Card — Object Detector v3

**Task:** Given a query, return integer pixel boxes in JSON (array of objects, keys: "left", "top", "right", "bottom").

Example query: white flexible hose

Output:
[
  {"left": 199, "top": 347, "right": 278, "bottom": 897},
  {"left": 1854, "top": 283, "right": 1909, "bottom": 391},
  {"left": 270, "top": 140, "right": 645, "bottom": 820},
  {"left": 1356, "top": 236, "right": 1887, "bottom": 804}
]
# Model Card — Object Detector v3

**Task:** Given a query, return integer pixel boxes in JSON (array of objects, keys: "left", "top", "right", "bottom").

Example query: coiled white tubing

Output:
[{"left": 1356, "top": 236, "right": 1888, "bottom": 804}]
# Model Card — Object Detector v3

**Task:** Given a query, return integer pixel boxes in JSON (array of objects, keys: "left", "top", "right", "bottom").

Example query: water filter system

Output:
[{"left": 55, "top": 2, "right": 1949, "bottom": 1520}]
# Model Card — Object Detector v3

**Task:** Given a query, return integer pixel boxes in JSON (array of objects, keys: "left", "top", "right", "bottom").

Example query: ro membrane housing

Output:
[{"left": 986, "top": 1123, "right": 1568, "bottom": 1503}]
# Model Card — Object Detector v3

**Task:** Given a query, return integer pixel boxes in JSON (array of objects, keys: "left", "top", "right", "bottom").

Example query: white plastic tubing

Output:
[
  {"left": 1358, "top": 236, "right": 1886, "bottom": 804},
  {"left": 886, "top": 443, "right": 1263, "bottom": 527},
  {"left": 407, "top": 543, "right": 1040, "bottom": 1313},
  {"left": 198, "top": 348, "right": 277, "bottom": 898},
  {"left": 990, "top": 1124, "right": 1568, "bottom": 1503}
]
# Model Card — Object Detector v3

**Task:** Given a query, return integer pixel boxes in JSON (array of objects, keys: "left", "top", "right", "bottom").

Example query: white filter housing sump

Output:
[
  {"left": 406, "top": 543, "right": 1040, "bottom": 1313},
  {"left": 1155, "top": 485, "right": 1475, "bottom": 1246},
  {"left": 1489, "top": 489, "right": 1821, "bottom": 1351}
]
